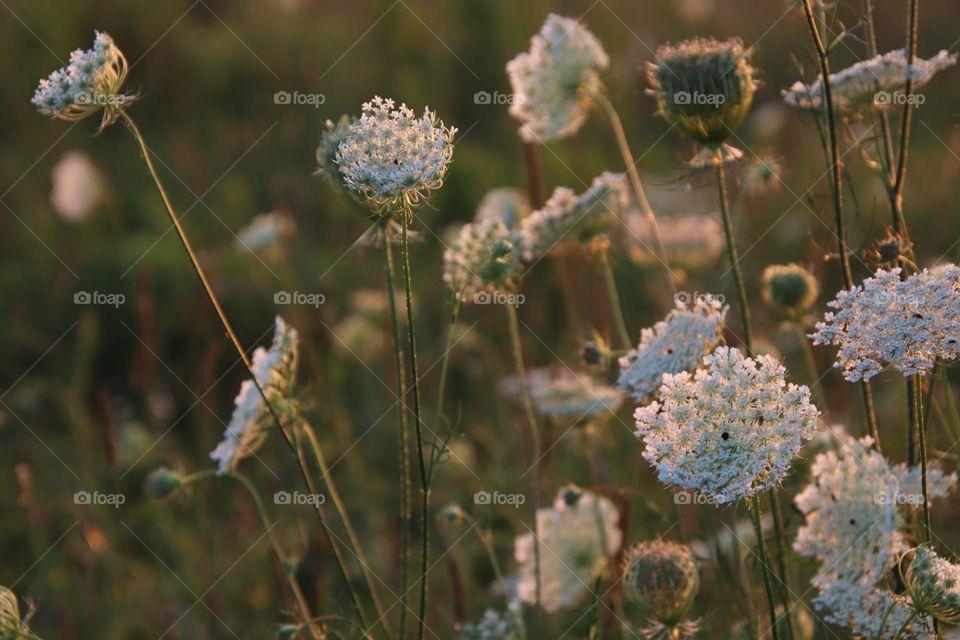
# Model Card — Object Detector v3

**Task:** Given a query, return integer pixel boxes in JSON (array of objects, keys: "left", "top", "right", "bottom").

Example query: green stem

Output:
[
  {"left": 891, "top": 611, "right": 919, "bottom": 640},
  {"left": 599, "top": 250, "right": 631, "bottom": 349},
  {"left": 792, "top": 324, "right": 829, "bottom": 419},
  {"left": 915, "top": 374, "right": 933, "bottom": 542},
  {"left": 768, "top": 493, "right": 796, "bottom": 640},
  {"left": 892, "top": 0, "right": 920, "bottom": 230},
  {"left": 750, "top": 497, "right": 782, "bottom": 640},
  {"left": 434, "top": 300, "right": 462, "bottom": 423},
  {"left": 715, "top": 156, "right": 752, "bottom": 354}
]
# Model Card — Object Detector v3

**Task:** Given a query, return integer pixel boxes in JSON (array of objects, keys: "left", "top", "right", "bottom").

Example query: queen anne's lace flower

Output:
[
  {"left": 475, "top": 188, "right": 531, "bottom": 228},
  {"left": 443, "top": 219, "right": 525, "bottom": 301},
  {"left": 32, "top": 31, "right": 133, "bottom": 130},
  {"left": 506, "top": 14, "right": 609, "bottom": 143},
  {"left": 501, "top": 368, "right": 624, "bottom": 421},
  {"left": 514, "top": 487, "right": 622, "bottom": 612},
  {"left": 335, "top": 96, "right": 457, "bottom": 212},
  {"left": 618, "top": 296, "right": 726, "bottom": 402},
  {"left": 783, "top": 49, "right": 957, "bottom": 112},
  {"left": 625, "top": 213, "right": 723, "bottom": 271},
  {"left": 793, "top": 433, "right": 955, "bottom": 638},
  {"left": 520, "top": 172, "right": 630, "bottom": 261},
  {"left": 457, "top": 608, "right": 522, "bottom": 640},
  {"left": 811, "top": 266, "right": 960, "bottom": 381},
  {"left": 210, "top": 317, "right": 299, "bottom": 474},
  {"left": 634, "top": 347, "right": 819, "bottom": 504},
  {"left": 902, "top": 546, "right": 960, "bottom": 624}
]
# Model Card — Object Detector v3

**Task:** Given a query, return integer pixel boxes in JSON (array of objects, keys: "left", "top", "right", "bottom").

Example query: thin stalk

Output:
[
  {"left": 892, "top": 0, "right": 920, "bottom": 228},
  {"left": 792, "top": 324, "right": 829, "bottom": 419},
  {"left": 768, "top": 493, "right": 796, "bottom": 640},
  {"left": 891, "top": 611, "right": 919, "bottom": 640},
  {"left": 750, "top": 497, "right": 782, "bottom": 640},
  {"left": 398, "top": 210, "right": 430, "bottom": 640},
  {"left": 591, "top": 91, "right": 676, "bottom": 296},
  {"left": 599, "top": 250, "right": 631, "bottom": 349},
  {"left": 715, "top": 157, "right": 753, "bottom": 354},
  {"left": 434, "top": 300, "right": 462, "bottom": 423},
  {"left": 383, "top": 235, "right": 412, "bottom": 640},
  {"left": 915, "top": 374, "right": 933, "bottom": 542},
  {"left": 505, "top": 302, "right": 543, "bottom": 621}
]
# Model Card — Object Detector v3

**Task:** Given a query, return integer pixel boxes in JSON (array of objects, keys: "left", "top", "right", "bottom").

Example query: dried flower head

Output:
[
  {"left": 520, "top": 171, "right": 630, "bottom": 261},
  {"left": 625, "top": 212, "right": 724, "bottom": 271},
  {"left": 811, "top": 265, "right": 960, "bottom": 381},
  {"left": 867, "top": 226, "right": 913, "bottom": 267},
  {"left": 622, "top": 539, "right": 699, "bottom": 627},
  {"left": 443, "top": 219, "right": 525, "bottom": 301},
  {"left": 618, "top": 295, "right": 727, "bottom": 402},
  {"left": 506, "top": 14, "right": 609, "bottom": 143},
  {"left": 901, "top": 546, "right": 960, "bottom": 624},
  {"left": 501, "top": 367, "right": 624, "bottom": 421},
  {"left": 515, "top": 487, "right": 622, "bottom": 612},
  {"left": 634, "top": 346, "right": 819, "bottom": 503},
  {"left": 210, "top": 317, "right": 299, "bottom": 474},
  {"left": 32, "top": 31, "right": 133, "bottom": 130},
  {"left": 647, "top": 38, "right": 756, "bottom": 147},
  {"left": 474, "top": 188, "right": 531, "bottom": 229},
  {"left": 761, "top": 263, "right": 819, "bottom": 317},
  {"left": 0, "top": 587, "right": 29, "bottom": 639},
  {"left": 334, "top": 96, "right": 457, "bottom": 214},
  {"left": 783, "top": 49, "right": 957, "bottom": 113}
]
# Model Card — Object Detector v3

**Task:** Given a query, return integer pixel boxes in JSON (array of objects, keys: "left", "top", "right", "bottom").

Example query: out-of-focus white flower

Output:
[
  {"left": 793, "top": 433, "right": 955, "bottom": 638},
  {"left": 443, "top": 219, "right": 525, "bottom": 301},
  {"left": 625, "top": 212, "right": 723, "bottom": 271},
  {"left": 210, "top": 317, "right": 299, "bottom": 474},
  {"left": 457, "top": 608, "right": 522, "bottom": 640},
  {"left": 514, "top": 487, "right": 622, "bottom": 612},
  {"left": 520, "top": 172, "right": 630, "bottom": 261},
  {"left": 501, "top": 367, "right": 624, "bottom": 421},
  {"left": 32, "top": 31, "right": 133, "bottom": 130},
  {"left": 335, "top": 96, "right": 456, "bottom": 213},
  {"left": 783, "top": 49, "right": 957, "bottom": 112},
  {"left": 902, "top": 546, "right": 960, "bottom": 624},
  {"left": 635, "top": 347, "right": 819, "bottom": 503},
  {"left": 475, "top": 188, "right": 530, "bottom": 228},
  {"left": 506, "top": 13, "right": 608, "bottom": 143},
  {"left": 236, "top": 210, "right": 296, "bottom": 252},
  {"left": 811, "top": 266, "right": 960, "bottom": 381},
  {"left": 618, "top": 295, "right": 726, "bottom": 402},
  {"left": 50, "top": 151, "right": 103, "bottom": 222}
]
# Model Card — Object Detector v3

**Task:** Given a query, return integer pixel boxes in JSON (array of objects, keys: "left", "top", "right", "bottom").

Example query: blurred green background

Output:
[{"left": 1, "top": 0, "right": 959, "bottom": 637}]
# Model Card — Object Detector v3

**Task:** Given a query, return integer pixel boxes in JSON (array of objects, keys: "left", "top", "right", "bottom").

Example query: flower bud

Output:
[
  {"left": 144, "top": 467, "right": 183, "bottom": 500},
  {"left": 761, "top": 263, "right": 819, "bottom": 317},
  {"left": 622, "top": 539, "right": 700, "bottom": 626}
]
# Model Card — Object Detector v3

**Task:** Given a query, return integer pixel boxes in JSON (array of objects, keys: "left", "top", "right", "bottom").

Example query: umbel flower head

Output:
[
  {"left": 500, "top": 367, "right": 624, "bottom": 422},
  {"left": 625, "top": 212, "right": 723, "bottom": 271},
  {"left": 514, "top": 486, "right": 622, "bottom": 612},
  {"left": 761, "top": 263, "right": 819, "bottom": 318},
  {"left": 622, "top": 539, "right": 699, "bottom": 628},
  {"left": 901, "top": 546, "right": 960, "bottom": 624},
  {"left": 443, "top": 218, "right": 525, "bottom": 301},
  {"left": 520, "top": 171, "right": 630, "bottom": 261},
  {"left": 646, "top": 38, "right": 756, "bottom": 154},
  {"left": 334, "top": 96, "right": 457, "bottom": 214},
  {"left": 0, "top": 587, "right": 31, "bottom": 639},
  {"left": 474, "top": 188, "right": 531, "bottom": 229},
  {"left": 618, "top": 295, "right": 727, "bottom": 402},
  {"left": 507, "top": 13, "right": 609, "bottom": 143},
  {"left": 457, "top": 608, "right": 522, "bottom": 640},
  {"left": 210, "top": 316, "right": 299, "bottom": 474},
  {"left": 32, "top": 31, "right": 133, "bottom": 130},
  {"left": 793, "top": 432, "right": 955, "bottom": 638},
  {"left": 811, "top": 265, "right": 960, "bottom": 381},
  {"left": 634, "top": 346, "right": 819, "bottom": 504},
  {"left": 783, "top": 49, "right": 957, "bottom": 113},
  {"left": 315, "top": 115, "right": 355, "bottom": 192}
]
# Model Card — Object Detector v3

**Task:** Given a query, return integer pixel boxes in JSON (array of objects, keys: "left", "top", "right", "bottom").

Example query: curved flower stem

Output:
[
  {"left": 591, "top": 91, "right": 676, "bottom": 297},
  {"left": 383, "top": 235, "right": 412, "bottom": 639},
  {"left": 398, "top": 210, "right": 430, "bottom": 640},
  {"left": 715, "top": 156, "right": 752, "bottom": 354},
  {"left": 434, "top": 299, "right": 462, "bottom": 423},
  {"left": 599, "top": 249, "right": 631, "bottom": 349},
  {"left": 750, "top": 497, "right": 782, "bottom": 640},
  {"left": 892, "top": 0, "right": 920, "bottom": 231},
  {"left": 118, "top": 110, "right": 371, "bottom": 636},
  {"left": 504, "top": 302, "right": 543, "bottom": 625}
]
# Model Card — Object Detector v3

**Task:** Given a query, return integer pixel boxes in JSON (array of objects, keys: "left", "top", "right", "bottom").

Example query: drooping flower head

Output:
[
  {"left": 622, "top": 539, "right": 699, "bottom": 627},
  {"left": 210, "top": 316, "right": 299, "bottom": 474},
  {"left": 501, "top": 367, "right": 624, "bottom": 422},
  {"left": 783, "top": 49, "right": 957, "bottom": 113},
  {"left": 443, "top": 218, "right": 525, "bottom": 302},
  {"left": 647, "top": 38, "right": 756, "bottom": 155},
  {"left": 761, "top": 263, "right": 819, "bottom": 318},
  {"left": 901, "top": 546, "right": 960, "bottom": 624},
  {"left": 474, "top": 188, "right": 531, "bottom": 229},
  {"left": 520, "top": 171, "right": 630, "bottom": 261},
  {"left": 32, "top": 31, "right": 133, "bottom": 130},
  {"left": 625, "top": 213, "right": 723, "bottom": 271},
  {"left": 634, "top": 346, "right": 819, "bottom": 504},
  {"left": 507, "top": 14, "right": 609, "bottom": 143},
  {"left": 811, "top": 265, "right": 960, "bottom": 381},
  {"left": 514, "top": 487, "right": 622, "bottom": 612},
  {"left": 618, "top": 295, "right": 727, "bottom": 402},
  {"left": 334, "top": 96, "right": 457, "bottom": 214}
]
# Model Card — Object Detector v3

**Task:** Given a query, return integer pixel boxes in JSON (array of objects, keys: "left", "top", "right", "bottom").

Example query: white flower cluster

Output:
[
  {"left": 783, "top": 49, "right": 957, "bottom": 112},
  {"left": 457, "top": 608, "right": 522, "bottom": 640},
  {"left": 903, "top": 546, "right": 960, "bottom": 623},
  {"left": 501, "top": 367, "right": 624, "bottom": 421},
  {"left": 210, "top": 317, "right": 300, "bottom": 474},
  {"left": 811, "top": 266, "right": 960, "bottom": 381},
  {"left": 618, "top": 295, "right": 727, "bottom": 402},
  {"left": 474, "top": 188, "right": 531, "bottom": 229},
  {"left": 335, "top": 96, "right": 457, "bottom": 212},
  {"left": 515, "top": 487, "right": 622, "bottom": 612},
  {"left": 506, "top": 13, "right": 609, "bottom": 142},
  {"left": 32, "top": 31, "right": 130, "bottom": 124},
  {"left": 793, "top": 433, "right": 956, "bottom": 638},
  {"left": 520, "top": 172, "right": 630, "bottom": 261},
  {"left": 236, "top": 210, "right": 295, "bottom": 252},
  {"left": 50, "top": 151, "right": 103, "bottom": 223},
  {"left": 625, "top": 212, "right": 723, "bottom": 271},
  {"left": 634, "top": 347, "right": 819, "bottom": 503},
  {"left": 443, "top": 218, "right": 524, "bottom": 301}
]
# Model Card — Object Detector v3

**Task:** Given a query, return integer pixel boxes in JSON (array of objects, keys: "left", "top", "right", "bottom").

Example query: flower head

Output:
[
  {"left": 144, "top": 467, "right": 183, "bottom": 500},
  {"left": 514, "top": 487, "right": 622, "bottom": 612},
  {"left": 625, "top": 213, "right": 724, "bottom": 271},
  {"left": 618, "top": 295, "right": 726, "bottom": 402},
  {"left": 0, "top": 587, "right": 29, "bottom": 639},
  {"left": 236, "top": 210, "right": 296, "bottom": 253},
  {"left": 475, "top": 188, "right": 531, "bottom": 229},
  {"left": 443, "top": 219, "right": 525, "bottom": 302},
  {"left": 315, "top": 115, "right": 356, "bottom": 192},
  {"left": 634, "top": 347, "right": 819, "bottom": 503},
  {"left": 761, "top": 263, "right": 819, "bottom": 318},
  {"left": 901, "top": 546, "right": 960, "bottom": 624},
  {"left": 457, "top": 608, "right": 522, "bottom": 640},
  {"left": 50, "top": 151, "right": 103, "bottom": 222},
  {"left": 783, "top": 49, "right": 956, "bottom": 113},
  {"left": 811, "top": 265, "right": 960, "bottom": 381},
  {"left": 506, "top": 14, "right": 609, "bottom": 143},
  {"left": 210, "top": 317, "right": 299, "bottom": 474},
  {"left": 647, "top": 38, "right": 756, "bottom": 146},
  {"left": 501, "top": 367, "right": 624, "bottom": 421},
  {"left": 334, "top": 96, "right": 456, "bottom": 213},
  {"left": 32, "top": 31, "right": 133, "bottom": 130},
  {"left": 622, "top": 539, "right": 699, "bottom": 627},
  {"left": 520, "top": 172, "right": 630, "bottom": 261}
]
